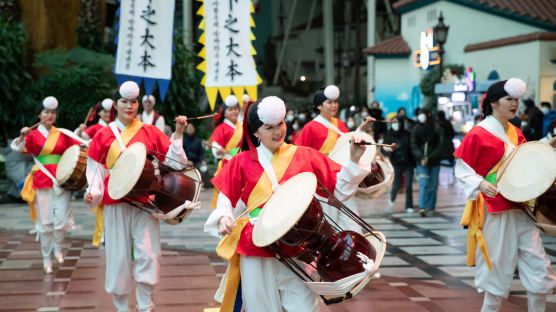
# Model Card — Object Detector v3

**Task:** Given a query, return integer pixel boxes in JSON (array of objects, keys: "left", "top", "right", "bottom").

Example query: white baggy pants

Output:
[
  {"left": 239, "top": 255, "right": 319, "bottom": 312},
  {"left": 476, "top": 207, "right": 556, "bottom": 311},
  {"left": 34, "top": 188, "right": 73, "bottom": 263},
  {"left": 103, "top": 203, "right": 160, "bottom": 311}
]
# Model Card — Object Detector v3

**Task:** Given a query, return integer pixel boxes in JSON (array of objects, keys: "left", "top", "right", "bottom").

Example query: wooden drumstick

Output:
[
  {"left": 83, "top": 107, "right": 94, "bottom": 125},
  {"left": 349, "top": 140, "right": 395, "bottom": 148},
  {"left": 16, "top": 121, "right": 42, "bottom": 143},
  {"left": 186, "top": 113, "right": 218, "bottom": 121},
  {"left": 201, "top": 141, "right": 213, "bottom": 149},
  {"left": 376, "top": 119, "right": 397, "bottom": 123}
]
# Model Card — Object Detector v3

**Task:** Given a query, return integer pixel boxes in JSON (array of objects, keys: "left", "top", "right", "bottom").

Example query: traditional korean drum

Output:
[
  {"left": 252, "top": 172, "right": 386, "bottom": 303},
  {"left": 496, "top": 141, "right": 556, "bottom": 235},
  {"left": 497, "top": 141, "right": 556, "bottom": 202},
  {"left": 108, "top": 142, "right": 202, "bottom": 225},
  {"left": 329, "top": 131, "right": 394, "bottom": 199},
  {"left": 56, "top": 145, "right": 88, "bottom": 191}
]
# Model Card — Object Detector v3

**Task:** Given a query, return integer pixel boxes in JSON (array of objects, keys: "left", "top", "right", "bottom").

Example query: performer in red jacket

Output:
[
  {"left": 85, "top": 81, "right": 189, "bottom": 312},
  {"left": 11, "top": 96, "right": 79, "bottom": 274},
  {"left": 205, "top": 96, "right": 371, "bottom": 311},
  {"left": 75, "top": 98, "right": 113, "bottom": 140},
  {"left": 454, "top": 78, "right": 556, "bottom": 312}
]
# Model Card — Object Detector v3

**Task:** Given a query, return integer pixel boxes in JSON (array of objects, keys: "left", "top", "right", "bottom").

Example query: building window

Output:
[
  {"left": 426, "top": 9, "right": 437, "bottom": 22},
  {"left": 408, "top": 15, "right": 416, "bottom": 27}
]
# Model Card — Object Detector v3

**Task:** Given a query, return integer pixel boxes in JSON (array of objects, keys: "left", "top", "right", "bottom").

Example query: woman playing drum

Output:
[
  {"left": 11, "top": 96, "right": 79, "bottom": 274},
  {"left": 454, "top": 78, "right": 556, "bottom": 312},
  {"left": 84, "top": 81, "right": 189, "bottom": 312},
  {"left": 294, "top": 85, "right": 374, "bottom": 153},
  {"left": 204, "top": 96, "right": 371, "bottom": 312},
  {"left": 209, "top": 95, "right": 243, "bottom": 208},
  {"left": 75, "top": 98, "right": 113, "bottom": 140}
]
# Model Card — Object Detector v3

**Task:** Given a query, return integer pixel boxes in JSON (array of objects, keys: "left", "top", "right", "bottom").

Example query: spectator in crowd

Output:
[
  {"left": 397, "top": 107, "right": 416, "bottom": 131},
  {"left": 285, "top": 110, "right": 295, "bottom": 143},
  {"left": 523, "top": 99, "right": 544, "bottom": 141},
  {"left": 182, "top": 123, "right": 206, "bottom": 170},
  {"left": 369, "top": 101, "right": 386, "bottom": 142},
  {"left": 540, "top": 119, "right": 556, "bottom": 147},
  {"left": 541, "top": 101, "right": 556, "bottom": 136},
  {"left": 382, "top": 116, "right": 415, "bottom": 213},
  {"left": 346, "top": 116, "right": 357, "bottom": 131},
  {"left": 410, "top": 107, "right": 444, "bottom": 217},
  {"left": 437, "top": 110, "right": 455, "bottom": 164}
]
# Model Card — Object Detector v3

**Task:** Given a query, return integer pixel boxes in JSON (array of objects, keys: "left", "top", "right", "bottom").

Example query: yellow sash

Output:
[
  {"left": 319, "top": 118, "right": 340, "bottom": 155},
  {"left": 211, "top": 123, "right": 244, "bottom": 209},
  {"left": 460, "top": 123, "right": 518, "bottom": 270},
  {"left": 91, "top": 119, "right": 143, "bottom": 245},
  {"left": 105, "top": 118, "right": 143, "bottom": 169},
  {"left": 224, "top": 122, "right": 242, "bottom": 152},
  {"left": 21, "top": 127, "right": 61, "bottom": 221},
  {"left": 216, "top": 144, "right": 297, "bottom": 312}
]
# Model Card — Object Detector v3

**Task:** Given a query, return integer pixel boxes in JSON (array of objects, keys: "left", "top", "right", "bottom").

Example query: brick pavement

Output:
[{"left": 1, "top": 182, "right": 555, "bottom": 311}]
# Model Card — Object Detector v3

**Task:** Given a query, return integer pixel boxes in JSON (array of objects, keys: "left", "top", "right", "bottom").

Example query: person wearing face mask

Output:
[
  {"left": 295, "top": 85, "right": 374, "bottom": 155},
  {"left": 204, "top": 96, "right": 371, "bottom": 312},
  {"left": 522, "top": 99, "right": 544, "bottom": 141},
  {"left": 382, "top": 117, "right": 415, "bottom": 213},
  {"left": 346, "top": 116, "right": 357, "bottom": 131},
  {"left": 540, "top": 102, "right": 556, "bottom": 136},
  {"left": 454, "top": 78, "right": 556, "bottom": 312},
  {"left": 285, "top": 110, "right": 296, "bottom": 143},
  {"left": 410, "top": 107, "right": 444, "bottom": 217},
  {"left": 539, "top": 119, "right": 556, "bottom": 149},
  {"left": 210, "top": 95, "right": 243, "bottom": 208},
  {"left": 11, "top": 97, "right": 81, "bottom": 274},
  {"left": 75, "top": 98, "right": 114, "bottom": 140},
  {"left": 84, "top": 81, "right": 189, "bottom": 312}
]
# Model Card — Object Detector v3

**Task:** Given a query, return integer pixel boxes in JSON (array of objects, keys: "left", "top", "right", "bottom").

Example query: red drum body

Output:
[
  {"left": 252, "top": 172, "right": 386, "bottom": 303},
  {"left": 108, "top": 142, "right": 201, "bottom": 225},
  {"left": 533, "top": 182, "right": 556, "bottom": 236}
]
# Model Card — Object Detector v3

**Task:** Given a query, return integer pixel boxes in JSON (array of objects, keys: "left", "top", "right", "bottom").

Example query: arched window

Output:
[{"left": 487, "top": 70, "right": 499, "bottom": 80}]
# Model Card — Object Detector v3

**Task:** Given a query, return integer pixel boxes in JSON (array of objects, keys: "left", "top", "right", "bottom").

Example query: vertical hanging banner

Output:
[
  {"left": 197, "top": 0, "right": 262, "bottom": 111},
  {"left": 114, "top": 0, "right": 175, "bottom": 100}
]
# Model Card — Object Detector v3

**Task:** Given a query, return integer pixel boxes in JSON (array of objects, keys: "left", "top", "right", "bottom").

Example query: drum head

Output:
[
  {"left": 498, "top": 142, "right": 556, "bottom": 202},
  {"left": 183, "top": 167, "right": 202, "bottom": 202},
  {"left": 329, "top": 131, "right": 376, "bottom": 167},
  {"left": 108, "top": 142, "right": 147, "bottom": 200},
  {"left": 252, "top": 172, "right": 317, "bottom": 247},
  {"left": 56, "top": 145, "right": 81, "bottom": 184}
]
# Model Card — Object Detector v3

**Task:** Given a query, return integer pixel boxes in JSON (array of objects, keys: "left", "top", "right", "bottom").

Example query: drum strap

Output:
[
  {"left": 224, "top": 122, "right": 243, "bottom": 152},
  {"left": 106, "top": 119, "right": 143, "bottom": 169},
  {"left": 314, "top": 115, "right": 344, "bottom": 136}
]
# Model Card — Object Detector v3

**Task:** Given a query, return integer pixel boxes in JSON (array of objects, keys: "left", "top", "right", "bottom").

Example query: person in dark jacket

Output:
[
  {"left": 437, "top": 110, "right": 455, "bottom": 164},
  {"left": 382, "top": 116, "right": 415, "bottom": 213},
  {"left": 182, "top": 123, "right": 206, "bottom": 169},
  {"left": 410, "top": 108, "right": 444, "bottom": 217},
  {"left": 523, "top": 99, "right": 544, "bottom": 141}
]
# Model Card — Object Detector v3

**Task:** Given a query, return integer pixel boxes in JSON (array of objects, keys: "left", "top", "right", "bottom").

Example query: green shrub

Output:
[{"left": 0, "top": 16, "right": 30, "bottom": 142}]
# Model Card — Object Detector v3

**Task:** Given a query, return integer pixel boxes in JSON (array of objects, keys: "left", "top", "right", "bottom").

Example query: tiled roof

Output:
[
  {"left": 464, "top": 31, "right": 556, "bottom": 52},
  {"left": 362, "top": 35, "right": 411, "bottom": 56},
  {"left": 393, "top": 0, "right": 556, "bottom": 28}
]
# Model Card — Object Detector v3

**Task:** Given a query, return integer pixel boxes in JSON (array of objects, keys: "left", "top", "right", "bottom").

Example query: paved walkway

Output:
[{"left": 1, "top": 182, "right": 555, "bottom": 311}]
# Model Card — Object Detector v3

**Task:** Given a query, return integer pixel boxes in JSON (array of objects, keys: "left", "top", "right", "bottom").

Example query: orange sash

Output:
[
  {"left": 319, "top": 118, "right": 340, "bottom": 155},
  {"left": 21, "top": 127, "right": 61, "bottom": 221},
  {"left": 105, "top": 118, "right": 143, "bottom": 169}
]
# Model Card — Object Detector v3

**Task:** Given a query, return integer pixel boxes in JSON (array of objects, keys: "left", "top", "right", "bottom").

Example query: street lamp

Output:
[{"left": 434, "top": 12, "right": 449, "bottom": 78}]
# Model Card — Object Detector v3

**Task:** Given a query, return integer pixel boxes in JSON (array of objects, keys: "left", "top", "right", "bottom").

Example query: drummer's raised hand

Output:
[
  {"left": 173, "top": 115, "right": 188, "bottom": 139},
  {"left": 349, "top": 135, "right": 366, "bottom": 164},
  {"left": 218, "top": 216, "right": 235, "bottom": 236},
  {"left": 357, "top": 116, "right": 376, "bottom": 132},
  {"left": 479, "top": 181, "right": 498, "bottom": 198}
]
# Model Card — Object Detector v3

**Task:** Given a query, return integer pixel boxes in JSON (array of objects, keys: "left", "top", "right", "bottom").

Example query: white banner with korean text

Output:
[{"left": 115, "top": 0, "right": 175, "bottom": 99}]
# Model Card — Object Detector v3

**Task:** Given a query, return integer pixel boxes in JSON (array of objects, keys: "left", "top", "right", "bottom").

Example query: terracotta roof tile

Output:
[
  {"left": 393, "top": 0, "right": 556, "bottom": 27},
  {"left": 362, "top": 35, "right": 411, "bottom": 56},
  {"left": 464, "top": 31, "right": 556, "bottom": 52}
]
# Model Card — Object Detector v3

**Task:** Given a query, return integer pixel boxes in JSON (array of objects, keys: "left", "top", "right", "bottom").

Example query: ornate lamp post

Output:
[{"left": 434, "top": 12, "right": 449, "bottom": 77}]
